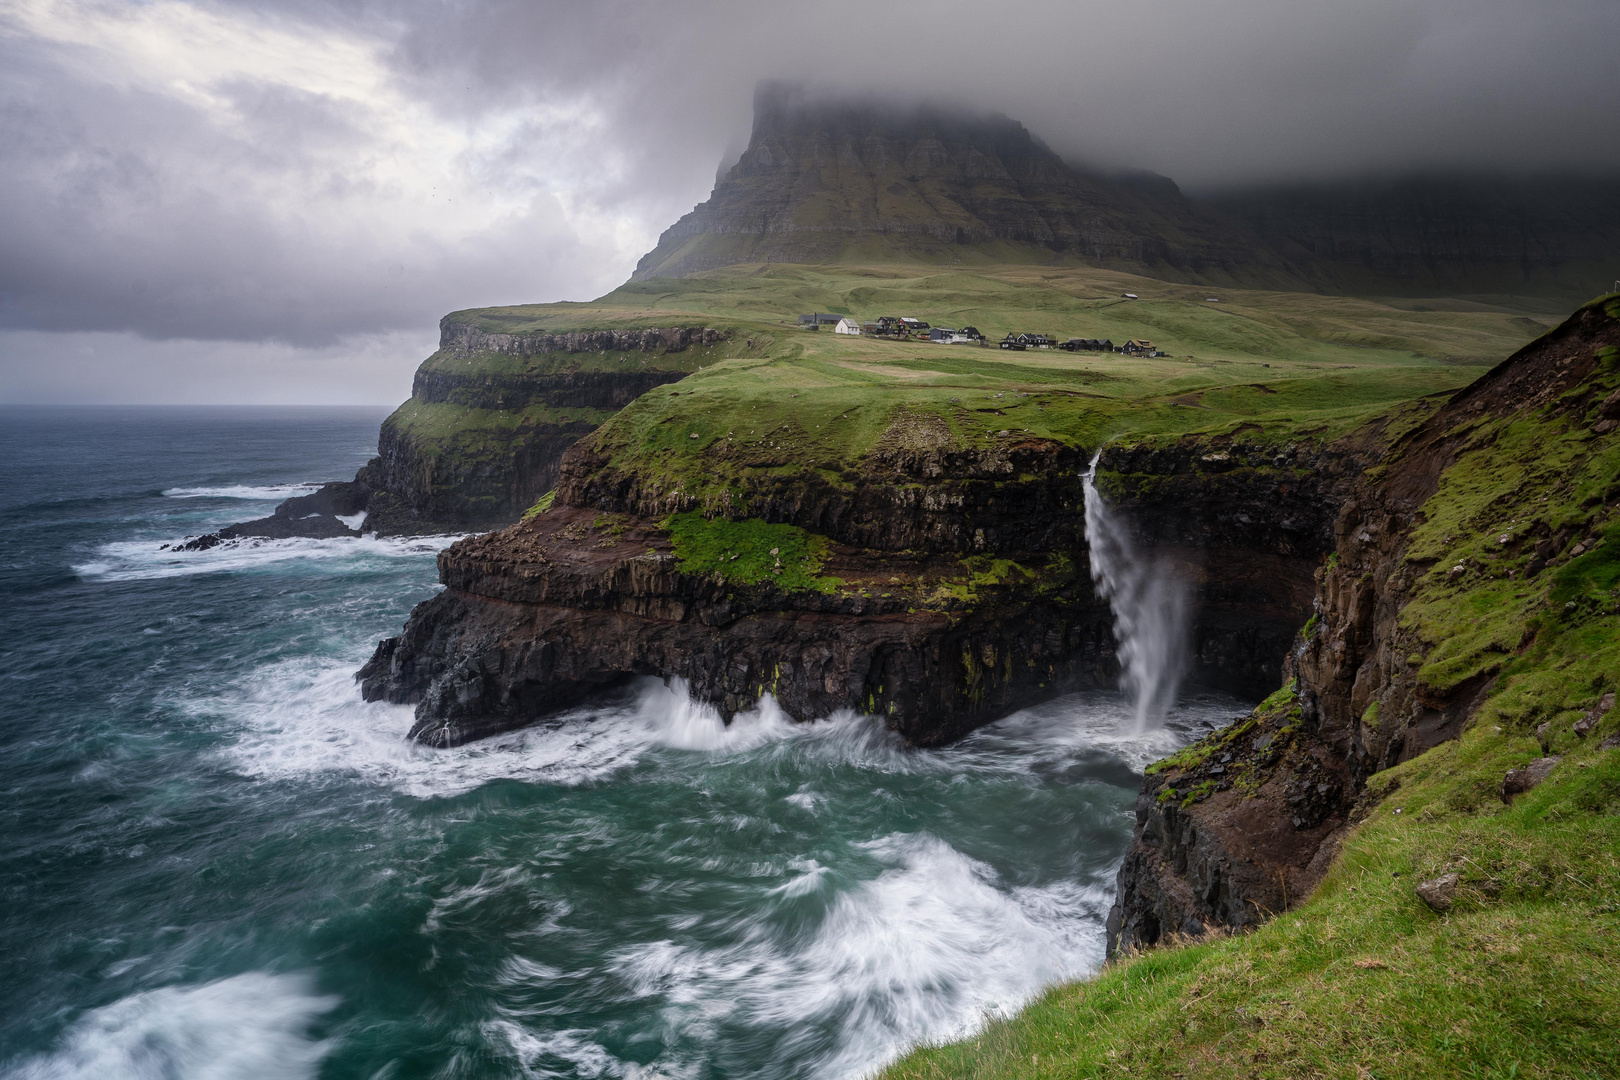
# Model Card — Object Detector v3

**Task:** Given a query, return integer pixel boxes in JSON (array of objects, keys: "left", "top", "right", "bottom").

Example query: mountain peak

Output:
[{"left": 631, "top": 84, "right": 1295, "bottom": 284}]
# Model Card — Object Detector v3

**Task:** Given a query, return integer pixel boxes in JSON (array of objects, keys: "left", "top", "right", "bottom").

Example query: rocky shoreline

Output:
[{"left": 355, "top": 423, "right": 1369, "bottom": 748}]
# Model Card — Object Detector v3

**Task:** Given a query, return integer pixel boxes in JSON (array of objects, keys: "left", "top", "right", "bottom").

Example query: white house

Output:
[{"left": 834, "top": 317, "right": 862, "bottom": 335}]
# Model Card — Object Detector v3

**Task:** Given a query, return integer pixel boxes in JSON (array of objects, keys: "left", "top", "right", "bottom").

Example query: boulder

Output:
[
  {"left": 1415, "top": 873, "right": 1460, "bottom": 913},
  {"left": 1573, "top": 692, "right": 1614, "bottom": 737},
  {"left": 1500, "top": 756, "right": 1561, "bottom": 802}
]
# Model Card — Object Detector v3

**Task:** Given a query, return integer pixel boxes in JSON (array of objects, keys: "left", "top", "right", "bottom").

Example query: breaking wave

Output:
[
  {"left": 4, "top": 973, "right": 337, "bottom": 1080},
  {"left": 161, "top": 483, "right": 320, "bottom": 500},
  {"left": 74, "top": 534, "right": 461, "bottom": 582}
]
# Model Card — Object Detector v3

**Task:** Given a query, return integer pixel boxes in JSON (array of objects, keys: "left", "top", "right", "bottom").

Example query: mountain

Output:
[
  {"left": 632, "top": 83, "right": 1311, "bottom": 289},
  {"left": 634, "top": 84, "right": 1620, "bottom": 303},
  {"left": 1204, "top": 173, "right": 1620, "bottom": 302}
]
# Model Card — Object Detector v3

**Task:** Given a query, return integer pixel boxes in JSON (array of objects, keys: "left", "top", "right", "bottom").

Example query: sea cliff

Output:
[
  {"left": 1106, "top": 293, "right": 1620, "bottom": 953},
  {"left": 356, "top": 416, "right": 1383, "bottom": 747}
]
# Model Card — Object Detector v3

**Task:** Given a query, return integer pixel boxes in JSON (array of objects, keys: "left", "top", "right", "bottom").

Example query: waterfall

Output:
[{"left": 1082, "top": 455, "right": 1191, "bottom": 732}]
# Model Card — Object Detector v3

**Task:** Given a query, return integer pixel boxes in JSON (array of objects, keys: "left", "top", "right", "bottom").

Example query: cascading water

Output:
[{"left": 1082, "top": 453, "right": 1192, "bottom": 732}]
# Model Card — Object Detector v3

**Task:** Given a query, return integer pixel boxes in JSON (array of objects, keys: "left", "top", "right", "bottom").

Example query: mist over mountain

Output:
[
  {"left": 1204, "top": 174, "right": 1620, "bottom": 301},
  {"left": 636, "top": 84, "right": 1620, "bottom": 303}
]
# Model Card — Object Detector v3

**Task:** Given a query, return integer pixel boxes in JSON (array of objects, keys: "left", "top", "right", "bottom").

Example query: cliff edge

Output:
[{"left": 1107, "top": 293, "right": 1620, "bottom": 954}]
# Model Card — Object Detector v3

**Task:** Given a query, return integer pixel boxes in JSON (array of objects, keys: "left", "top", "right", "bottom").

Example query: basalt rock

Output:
[
  {"left": 193, "top": 323, "right": 715, "bottom": 544},
  {"left": 437, "top": 323, "right": 727, "bottom": 360},
  {"left": 361, "top": 414, "right": 1361, "bottom": 747},
  {"left": 357, "top": 505, "right": 1116, "bottom": 747},
  {"left": 1098, "top": 429, "right": 1382, "bottom": 697},
  {"left": 1107, "top": 296, "right": 1620, "bottom": 957}
]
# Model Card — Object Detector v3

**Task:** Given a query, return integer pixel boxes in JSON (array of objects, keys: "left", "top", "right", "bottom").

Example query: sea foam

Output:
[
  {"left": 74, "top": 533, "right": 460, "bottom": 582},
  {"left": 5, "top": 972, "right": 337, "bottom": 1080},
  {"left": 161, "top": 484, "right": 321, "bottom": 500},
  {"left": 602, "top": 832, "right": 1111, "bottom": 1080}
]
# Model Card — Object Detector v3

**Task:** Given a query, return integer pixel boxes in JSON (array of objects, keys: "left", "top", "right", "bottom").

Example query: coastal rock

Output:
[
  {"left": 358, "top": 506, "right": 1116, "bottom": 747},
  {"left": 1107, "top": 295, "right": 1620, "bottom": 955},
  {"left": 198, "top": 323, "right": 713, "bottom": 541},
  {"left": 361, "top": 417, "right": 1357, "bottom": 748}
]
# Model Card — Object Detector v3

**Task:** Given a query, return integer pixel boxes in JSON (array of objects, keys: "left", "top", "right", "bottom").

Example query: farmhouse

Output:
[
  {"left": 1059, "top": 338, "right": 1111, "bottom": 352},
  {"left": 1016, "top": 333, "right": 1055, "bottom": 349},
  {"left": 1121, "top": 339, "right": 1160, "bottom": 356},
  {"left": 834, "top": 317, "right": 862, "bottom": 335}
]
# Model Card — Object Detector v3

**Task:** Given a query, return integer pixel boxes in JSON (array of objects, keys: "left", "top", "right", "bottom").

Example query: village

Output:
[{"left": 795, "top": 311, "right": 1167, "bottom": 356}]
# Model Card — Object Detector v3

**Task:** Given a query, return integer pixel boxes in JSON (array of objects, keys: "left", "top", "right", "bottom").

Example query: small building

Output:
[
  {"left": 928, "top": 327, "right": 956, "bottom": 342},
  {"left": 834, "top": 317, "right": 862, "bottom": 335},
  {"left": 1121, "top": 338, "right": 1156, "bottom": 356},
  {"left": 797, "top": 313, "right": 841, "bottom": 327},
  {"left": 1016, "top": 333, "right": 1055, "bottom": 349},
  {"left": 999, "top": 334, "right": 1026, "bottom": 351},
  {"left": 861, "top": 322, "right": 881, "bottom": 336},
  {"left": 874, "top": 316, "right": 905, "bottom": 336}
]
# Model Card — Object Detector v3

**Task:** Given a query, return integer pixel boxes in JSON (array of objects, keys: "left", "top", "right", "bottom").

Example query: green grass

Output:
[
  {"left": 876, "top": 297, "right": 1620, "bottom": 1080},
  {"left": 882, "top": 722, "right": 1620, "bottom": 1080},
  {"left": 416, "top": 263, "right": 1553, "bottom": 525},
  {"left": 664, "top": 511, "right": 840, "bottom": 592}
]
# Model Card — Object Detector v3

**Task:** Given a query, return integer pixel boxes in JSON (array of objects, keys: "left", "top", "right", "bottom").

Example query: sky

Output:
[{"left": 2, "top": 0, "right": 1617, "bottom": 405}]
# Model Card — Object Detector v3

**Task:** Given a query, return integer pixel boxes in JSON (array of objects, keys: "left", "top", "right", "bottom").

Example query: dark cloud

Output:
[{"left": 0, "top": 0, "right": 1616, "bottom": 401}]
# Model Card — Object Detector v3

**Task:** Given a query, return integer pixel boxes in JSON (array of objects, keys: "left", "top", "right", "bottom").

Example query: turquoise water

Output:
[{"left": 0, "top": 407, "right": 1247, "bottom": 1080}]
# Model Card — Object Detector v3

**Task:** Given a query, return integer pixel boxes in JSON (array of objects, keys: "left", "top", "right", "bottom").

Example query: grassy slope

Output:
[
  {"left": 534, "top": 265, "right": 1545, "bottom": 526},
  {"left": 878, "top": 305, "right": 1620, "bottom": 1080}
]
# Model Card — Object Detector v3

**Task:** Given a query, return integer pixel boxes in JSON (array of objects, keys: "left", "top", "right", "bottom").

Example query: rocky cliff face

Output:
[
  {"left": 1107, "top": 296, "right": 1620, "bottom": 955},
  {"left": 358, "top": 504, "right": 1118, "bottom": 747},
  {"left": 1097, "top": 430, "right": 1386, "bottom": 696},
  {"left": 357, "top": 413, "right": 1376, "bottom": 748},
  {"left": 201, "top": 320, "right": 717, "bottom": 540}
]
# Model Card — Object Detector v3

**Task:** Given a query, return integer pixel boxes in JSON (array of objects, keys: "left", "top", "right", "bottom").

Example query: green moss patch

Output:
[{"left": 664, "top": 512, "right": 840, "bottom": 593}]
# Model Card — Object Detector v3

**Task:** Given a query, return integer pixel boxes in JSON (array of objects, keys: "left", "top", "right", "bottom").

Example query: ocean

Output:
[{"left": 0, "top": 406, "right": 1246, "bottom": 1080}]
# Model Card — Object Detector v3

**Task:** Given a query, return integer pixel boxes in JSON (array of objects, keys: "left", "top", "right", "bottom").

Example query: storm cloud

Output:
[{"left": 1, "top": 0, "right": 1616, "bottom": 402}]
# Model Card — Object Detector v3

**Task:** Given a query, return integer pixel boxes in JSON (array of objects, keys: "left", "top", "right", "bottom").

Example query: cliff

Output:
[
  {"left": 357, "top": 408, "right": 1390, "bottom": 747},
  {"left": 633, "top": 83, "right": 1309, "bottom": 288},
  {"left": 1106, "top": 293, "right": 1620, "bottom": 954},
  {"left": 197, "top": 318, "right": 731, "bottom": 542}
]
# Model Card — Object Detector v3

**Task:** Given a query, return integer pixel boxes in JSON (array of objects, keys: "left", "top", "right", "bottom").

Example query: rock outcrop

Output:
[
  {"left": 1107, "top": 295, "right": 1620, "bottom": 956},
  {"left": 193, "top": 320, "right": 719, "bottom": 542},
  {"left": 357, "top": 416, "right": 1375, "bottom": 748},
  {"left": 357, "top": 504, "right": 1117, "bottom": 747}
]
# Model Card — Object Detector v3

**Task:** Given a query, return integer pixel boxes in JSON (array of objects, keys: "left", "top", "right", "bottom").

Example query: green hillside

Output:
[
  {"left": 435, "top": 265, "right": 1544, "bottom": 521},
  {"left": 876, "top": 298, "right": 1620, "bottom": 1080}
]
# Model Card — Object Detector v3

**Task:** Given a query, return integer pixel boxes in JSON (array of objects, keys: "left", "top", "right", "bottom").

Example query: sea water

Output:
[{"left": 0, "top": 407, "right": 1248, "bottom": 1080}]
